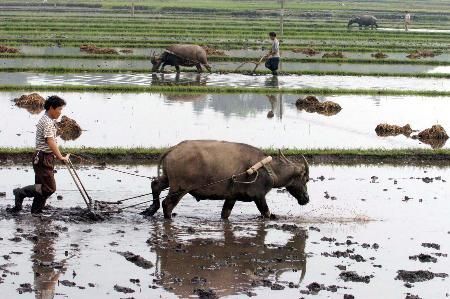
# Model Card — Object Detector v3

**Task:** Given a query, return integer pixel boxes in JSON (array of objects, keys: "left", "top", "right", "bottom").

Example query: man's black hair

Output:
[
  {"left": 269, "top": 32, "right": 277, "bottom": 37},
  {"left": 44, "top": 95, "right": 66, "bottom": 111}
]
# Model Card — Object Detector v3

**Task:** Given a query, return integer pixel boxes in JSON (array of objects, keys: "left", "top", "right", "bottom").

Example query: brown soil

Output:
[
  {"left": 375, "top": 124, "right": 413, "bottom": 137},
  {"left": 80, "top": 44, "right": 118, "bottom": 55},
  {"left": 291, "top": 47, "right": 320, "bottom": 56},
  {"left": 295, "top": 96, "right": 342, "bottom": 116},
  {"left": 407, "top": 50, "right": 437, "bottom": 59},
  {"left": 57, "top": 116, "right": 82, "bottom": 141},
  {"left": 13, "top": 93, "right": 45, "bottom": 114},
  {"left": 339, "top": 271, "right": 372, "bottom": 283},
  {"left": 201, "top": 45, "right": 227, "bottom": 56},
  {"left": 117, "top": 251, "right": 154, "bottom": 269},
  {"left": 371, "top": 52, "right": 388, "bottom": 59},
  {"left": 322, "top": 51, "right": 345, "bottom": 59},
  {"left": 395, "top": 270, "right": 448, "bottom": 283},
  {"left": 0, "top": 45, "right": 20, "bottom": 54},
  {"left": 119, "top": 49, "right": 133, "bottom": 54}
]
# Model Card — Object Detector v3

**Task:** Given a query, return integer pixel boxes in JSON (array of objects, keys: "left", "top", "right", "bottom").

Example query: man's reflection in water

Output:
[
  {"left": 264, "top": 75, "right": 283, "bottom": 119},
  {"left": 149, "top": 221, "right": 307, "bottom": 297},
  {"left": 151, "top": 73, "right": 206, "bottom": 86},
  {"left": 30, "top": 218, "right": 66, "bottom": 299},
  {"left": 265, "top": 74, "right": 279, "bottom": 88}
]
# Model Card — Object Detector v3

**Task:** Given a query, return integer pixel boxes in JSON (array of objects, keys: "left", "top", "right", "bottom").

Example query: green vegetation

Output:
[
  {"left": 2, "top": 147, "right": 450, "bottom": 165},
  {"left": 0, "top": 84, "right": 448, "bottom": 97}
]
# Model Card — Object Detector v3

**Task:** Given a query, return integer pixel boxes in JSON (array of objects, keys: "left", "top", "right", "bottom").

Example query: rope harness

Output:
[{"left": 66, "top": 153, "right": 274, "bottom": 214}]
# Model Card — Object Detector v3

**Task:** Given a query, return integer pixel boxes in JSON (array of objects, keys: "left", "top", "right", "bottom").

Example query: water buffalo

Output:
[
  {"left": 348, "top": 15, "right": 378, "bottom": 29},
  {"left": 151, "top": 44, "right": 212, "bottom": 73},
  {"left": 141, "top": 140, "right": 310, "bottom": 219}
]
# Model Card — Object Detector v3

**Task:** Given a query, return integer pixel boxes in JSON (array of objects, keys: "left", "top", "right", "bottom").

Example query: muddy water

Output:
[
  {"left": 1, "top": 92, "right": 450, "bottom": 149},
  {"left": 0, "top": 163, "right": 448, "bottom": 298},
  {"left": 2, "top": 58, "right": 449, "bottom": 74},
  {"left": 0, "top": 72, "right": 448, "bottom": 92},
  {"left": 13, "top": 46, "right": 450, "bottom": 62}
]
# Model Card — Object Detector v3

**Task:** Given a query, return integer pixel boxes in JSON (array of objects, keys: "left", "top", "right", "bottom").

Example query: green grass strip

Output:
[
  {"left": 2, "top": 147, "right": 450, "bottom": 165},
  {"left": 0, "top": 84, "right": 448, "bottom": 97}
]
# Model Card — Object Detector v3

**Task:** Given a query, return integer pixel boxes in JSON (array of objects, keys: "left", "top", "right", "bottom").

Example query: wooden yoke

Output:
[{"left": 246, "top": 156, "right": 273, "bottom": 175}]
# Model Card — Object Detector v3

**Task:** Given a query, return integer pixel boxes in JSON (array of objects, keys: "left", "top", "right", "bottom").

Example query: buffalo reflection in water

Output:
[{"left": 148, "top": 221, "right": 307, "bottom": 297}]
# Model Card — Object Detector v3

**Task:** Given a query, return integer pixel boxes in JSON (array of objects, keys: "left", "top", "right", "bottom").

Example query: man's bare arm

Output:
[{"left": 47, "top": 137, "right": 70, "bottom": 162}]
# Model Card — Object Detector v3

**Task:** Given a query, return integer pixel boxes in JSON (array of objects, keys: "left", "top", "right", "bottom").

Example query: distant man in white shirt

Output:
[
  {"left": 405, "top": 11, "right": 411, "bottom": 31},
  {"left": 264, "top": 32, "right": 280, "bottom": 76}
]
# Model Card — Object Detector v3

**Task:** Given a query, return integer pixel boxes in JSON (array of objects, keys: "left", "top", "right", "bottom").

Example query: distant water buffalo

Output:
[
  {"left": 348, "top": 15, "right": 378, "bottom": 29},
  {"left": 151, "top": 44, "right": 212, "bottom": 73},
  {"left": 141, "top": 140, "right": 310, "bottom": 219}
]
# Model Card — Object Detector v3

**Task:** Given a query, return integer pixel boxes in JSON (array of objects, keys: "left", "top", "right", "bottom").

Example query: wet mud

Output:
[
  {"left": 407, "top": 50, "right": 440, "bottom": 59},
  {"left": 0, "top": 163, "right": 448, "bottom": 298},
  {"left": 322, "top": 51, "right": 345, "bottom": 59},
  {"left": 412, "top": 125, "right": 449, "bottom": 149},
  {"left": 371, "top": 52, "right": 389, "bottom": 59},
  {"left": 291, "top": 47, "right": 320, "bottom": 56}
]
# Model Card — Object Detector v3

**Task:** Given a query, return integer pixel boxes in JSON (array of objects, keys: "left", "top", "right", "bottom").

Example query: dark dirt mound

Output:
[
  {"left": 405, "top": 294, "right": 422, "bottom": 299},
  {"left": 339, "top": 271, "right": 372, "bottom": 283},
  {"left": 322, "top": 51, "right": 345, "bottom": 59},
  {"left": 295, "top": 96, "right": 342, "bottom": 116},
  {"left": 407, "top": 50, "right": 438, "bottom": 59},
  {"left": 292, "top": 47, "right": 320, "bottom": 56},
  {"left": 395, "top": 270, "right": 448, "bottom": 283},
  {"left": 13, "top": 93, "right": 45, "bottom": 114},
  {"left": 421, "top": 242, "right": 440, "bottom": 250},
  {"left": 119, "top": 49, "right": 133, "bottom": 54},
  {"left": 412, "top": 125, "right": 449, "bottom": 149},
  {"left": 194, "top": 288, "right": 218, "bottom": 299},
  {"left": 114, "top": 284, "right": 135, "bottom": 293},
  {"left": 409, "top": 254, "right": 437, "bottom": 263},
  {"left": 0, "top": 45, "right": 20, "bottom": 54},
  {"left": 375, "top": 123, "right": 413, "bottom": 137},
  {"left": 201, "top": 45, "right": 227, "bottom": 56},
  {"left": 57, "top": 116, "right": 82, "bottom": 141},
  {"left": 80, "top": 44, "right": 118, "bottom": 55},
  {"left": 117, "top": 251, "right": 153, "bottom": 269},
  {"left": 17, "top": 283, "right": 33, "bottom": 294},
  {"left": 371, "top": 52, "right": 388, "bottom": 59}
]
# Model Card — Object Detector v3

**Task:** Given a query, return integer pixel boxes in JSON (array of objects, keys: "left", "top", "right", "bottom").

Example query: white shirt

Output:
[{"left": 271, "top": 39, "right": 280, "bottom": 58}]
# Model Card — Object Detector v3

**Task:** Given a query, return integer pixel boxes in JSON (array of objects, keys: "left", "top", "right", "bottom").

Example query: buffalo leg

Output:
[
  {"left": 254, "top": 198, "right": 271, "bottom": 218},
  {"left": 162, "top": 189, "right": 185, "bottom": 219},
  {"left": 175, "top": 65, "right": 180, "bottom": 73},
  {"left": 221, "top": 199, "right": 236, "bottom": 219},
  {"left": 195, "top": 64, "right": 203, "bottom": 73},
  {"left": 141, "top": 176, "right": 169, "bottom": 216},
  {"left": 204, "top": 64, "right": 212, "bottom": 72}
]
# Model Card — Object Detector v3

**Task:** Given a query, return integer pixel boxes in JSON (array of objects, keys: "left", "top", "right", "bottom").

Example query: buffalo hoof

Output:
[{"left": 140, "top": 204, "right": 160, "bottom": 217}]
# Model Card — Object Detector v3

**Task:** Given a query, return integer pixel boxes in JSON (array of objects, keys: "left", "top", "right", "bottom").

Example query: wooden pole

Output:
[
  {"left": 279, "top": 0, "right": 284, "bottom": 71},
  {"left": 131, "top": 2, "right": 135, "bottom": 17}
]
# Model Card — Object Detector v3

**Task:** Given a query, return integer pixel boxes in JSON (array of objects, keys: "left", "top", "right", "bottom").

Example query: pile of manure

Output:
[
  {"left": 375, "top": 123, "right": 412, "bottom": 137},
  {"left": 295, "top": 96, "right": 342, "bottom": 116},
  {"left": 80, "top": 44, "right": 118, "bottom": 55},
  {"left": 57, "top": 116, "right": 82, "bottom": 141},
  {"left": 13, "top": 93, "right": 45, "bottom": 114},
  {"left": 201, "top": 45, "right": 227, "bottom": 56},
  {"left": 322, "top": 51, "right": 345, "bottom": 59}
]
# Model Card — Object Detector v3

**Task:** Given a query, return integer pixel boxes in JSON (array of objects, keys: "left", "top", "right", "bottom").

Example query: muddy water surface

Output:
[
  {"left": 1, "top": 92, "right": 449, "bottom": 149},
  {"left": 0, "top": 163, "right": 448, "bottom": 298},
  {"left": 0, "top": 72, "right": 448, "bottom": 92}
]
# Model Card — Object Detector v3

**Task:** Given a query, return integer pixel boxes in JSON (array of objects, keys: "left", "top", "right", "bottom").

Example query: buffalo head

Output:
[
  {"left": 348, "top": 16, "right": 359, "bottom": 27},
  {"left": 277, "top": 151, "right": 310, "bottom": 205}
]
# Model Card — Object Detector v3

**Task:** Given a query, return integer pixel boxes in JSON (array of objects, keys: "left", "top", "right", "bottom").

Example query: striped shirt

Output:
[
  {"left": 271, "top": 39, "right": 280, "bottom": 58},
  {"left": 36, "top": 112, "right": 57, "bottom": 153}
]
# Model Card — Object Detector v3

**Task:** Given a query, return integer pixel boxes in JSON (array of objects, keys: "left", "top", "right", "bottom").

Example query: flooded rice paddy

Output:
[
  {"left": 2, "top": 92, "right": 450, "bottom": 149},
  {"left": 0, "top": 163, "right": 448, "bottom": 298},
  {"left": 1, "top": 58, "right": 449, "bottom": 74},
  {"left": 1, "top": 72, "right": 449, "bottom": 92}
]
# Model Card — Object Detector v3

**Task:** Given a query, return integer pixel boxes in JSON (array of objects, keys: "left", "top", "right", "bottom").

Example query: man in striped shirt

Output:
[
  {"left": 264, "top": 32, "right": 280, "bottom": 76},
  {"left": 8, "top": 96, "right": 70, "bottom": 214}
]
